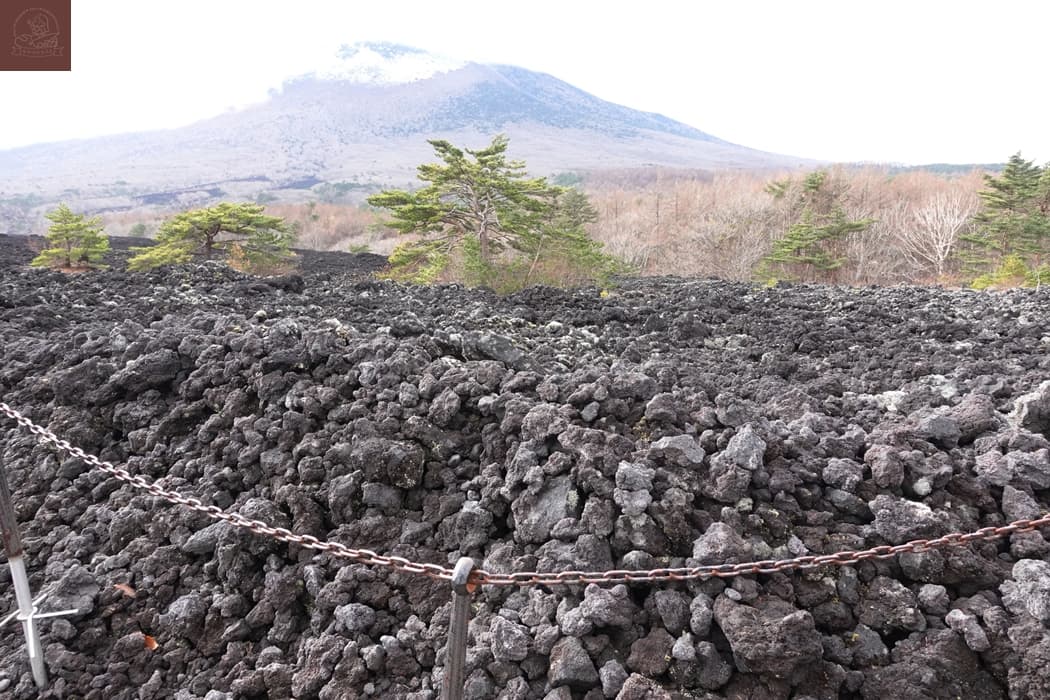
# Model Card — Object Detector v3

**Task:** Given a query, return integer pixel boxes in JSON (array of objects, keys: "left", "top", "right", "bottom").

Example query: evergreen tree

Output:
[
  {"left": 515, "top": 187, "right": 626, "bottom": 288},
  {"left": 369, "top": 135, "right": 624, "bottom": 289},
  {"left": 30, "top": 204, "right": 110, "bottom": 270},
  {"left": 964, "top": 152, "right": 1050, "bottom": 285},
  {"left": 762, "top": 210, "right": 870, "bottom": 278},
  {"left": 127, "top": 202, "right": 295, "bottom": 272},
  {"left": 551, "top": 188, "right": 600, "bottom": 230},
  {"left": 758, "top": 170, "right": 873, "bottom": 282}
]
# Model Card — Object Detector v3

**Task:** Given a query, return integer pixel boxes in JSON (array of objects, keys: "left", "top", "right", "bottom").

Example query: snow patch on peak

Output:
[{"left": 307, "top": 42, "right": 466, "bottom": 85}]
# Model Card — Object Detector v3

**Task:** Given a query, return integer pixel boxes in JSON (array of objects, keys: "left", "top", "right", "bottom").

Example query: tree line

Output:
[
  {"left": 31, "top": 141, "right": 1050, "bottom": 291},
  {"left": 588, "top": 153, "right": 1050, "bottom": 288},
  {"left": 756, "top": 153, "right": 1050, "bottom": 286},
  {"left": 31, "top": 136, "right": 624, "bottom": 290}
]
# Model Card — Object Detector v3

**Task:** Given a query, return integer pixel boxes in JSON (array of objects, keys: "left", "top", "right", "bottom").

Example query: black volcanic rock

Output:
[{"left": 0, "top": 235, "right": 1048, "bottom": 698}]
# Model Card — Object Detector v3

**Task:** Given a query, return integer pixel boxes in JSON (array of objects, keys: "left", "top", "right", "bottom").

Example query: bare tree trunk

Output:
[
  {"left": 204, "top": 227, "right": 219, "bottom": 259},
  {"left": 479, "top": 225, "right": 490, "bottom": 264}
]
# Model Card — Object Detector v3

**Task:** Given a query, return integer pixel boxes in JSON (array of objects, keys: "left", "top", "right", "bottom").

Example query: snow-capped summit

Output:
[
  {"left": 306, "top": 41, "right": 466, "bottom": 85},
  {"left": 0, "top": 43, "right": 814, "bottom": 202}
]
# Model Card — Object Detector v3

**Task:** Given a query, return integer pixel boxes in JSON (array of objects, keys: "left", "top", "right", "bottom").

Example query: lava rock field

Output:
[{"left": 1, "top": 234, "right": 1050, "bottom": 699}]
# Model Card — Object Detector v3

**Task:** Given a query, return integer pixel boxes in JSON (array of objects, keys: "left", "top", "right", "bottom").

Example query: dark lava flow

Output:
[{"left": 1, "top": 234, "right": 1050, "bottom": 699}]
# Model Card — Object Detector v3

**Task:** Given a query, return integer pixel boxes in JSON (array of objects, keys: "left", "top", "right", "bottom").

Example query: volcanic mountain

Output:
[{"left": 0, "top": 42, "right": 810, "bottom": 212}]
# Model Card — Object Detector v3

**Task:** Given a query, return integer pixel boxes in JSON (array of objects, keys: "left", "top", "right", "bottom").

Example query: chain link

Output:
[
  {"left": 3, "top": 401, "right": 1048, "bottom": 589},
  {"left": 473, "top": 514, "right": 1050, "bottom": 585},
  {"left": 0, "top": 402, "right": 457, "bottom": 582}
]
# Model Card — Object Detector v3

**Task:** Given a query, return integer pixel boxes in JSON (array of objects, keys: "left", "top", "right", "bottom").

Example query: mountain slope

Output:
[{"left": 0, "top": 43, "right": 811, "bottom": 211}]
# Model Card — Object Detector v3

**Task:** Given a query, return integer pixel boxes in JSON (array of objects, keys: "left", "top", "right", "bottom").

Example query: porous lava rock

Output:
[{"left": 0, "top": 235, "right": 1049, "bottom": 698}]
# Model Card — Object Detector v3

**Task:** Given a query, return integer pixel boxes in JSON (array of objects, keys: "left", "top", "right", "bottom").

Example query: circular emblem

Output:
[{"left": 12, "top": 8, "right": 62, "bottom": 57}]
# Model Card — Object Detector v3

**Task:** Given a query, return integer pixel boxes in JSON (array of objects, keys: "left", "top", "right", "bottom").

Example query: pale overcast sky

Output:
[{"left": 1, "top": 0, "right": 1047, "bottom": 164}]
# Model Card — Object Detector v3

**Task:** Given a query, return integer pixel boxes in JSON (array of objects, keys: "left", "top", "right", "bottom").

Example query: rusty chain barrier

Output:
[
  {"left": 2, "top": 401, "right": 1050, "bottom": 587},
  {"left": 0, "top": 402, "right": 456, "bottom": 582}
]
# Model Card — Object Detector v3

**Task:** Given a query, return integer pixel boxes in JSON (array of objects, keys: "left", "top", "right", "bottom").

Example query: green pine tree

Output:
[
  {"left": 758, "top": 170, "right": 873, "bottom": 283},
  {"left": 30, "top": 204, "right": 110, "bottom": 270},
  {"left": 963, "top": 152, "right": 1050, "bottom": 286},
  {"left": 515, "top": 187, "right": 627, "bottom": 289},
  {"left": 127, "top": 202, "right": 295, "bottom": 273},
  {"left": 368, "top": 135, "right": 624, "bottom": 290}
]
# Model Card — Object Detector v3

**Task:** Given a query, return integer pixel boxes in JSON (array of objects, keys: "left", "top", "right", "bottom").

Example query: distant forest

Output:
[{"left": 93, "top": 154, "right": 1050, "bottom": 290}]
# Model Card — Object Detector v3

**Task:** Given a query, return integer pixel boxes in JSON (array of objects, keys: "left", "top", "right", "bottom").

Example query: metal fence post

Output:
[
  {"left": 0, "top": 455, "right": 78, "bottom": 689},
  {"left": 441, "top": 557, "right": 475, "bottom": 700}
]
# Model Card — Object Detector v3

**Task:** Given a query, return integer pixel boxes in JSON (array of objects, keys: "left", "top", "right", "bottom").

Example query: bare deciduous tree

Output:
[
  {"left": 896, "top": 190, "right": 978, "bottom": 279},
  {"left": 672, "top": 206, "right": 774, "bottom": 280}
]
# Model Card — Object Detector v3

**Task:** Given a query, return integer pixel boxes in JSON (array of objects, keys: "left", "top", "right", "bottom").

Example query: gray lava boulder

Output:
[
  {"left": 649, "top": 434, "right": 705, "bottom": 466},
  {"left": 850, "top": 623, "right": 890, "bottom": 667},
  {"left": 868, "top": 495, "right": 947, "bottom": 543},
  {"left": 1002, "top": 559, "right": 1050, "bottom": 623},
  {"left": 945, "top": 609, "right": 990, "bottom": 652},
  {"left": 626, "top": 628, "right": 674, "bottom": 677},
  {"left": 692, "top": 522, "right": 752, "bottom": 564},
  {"left": 1010, "top": 380, "right": 1050, "bottom": 436},
  {"left": 427, "top": 387, "right": 461, "bottom": 427},
  {"left": 163, "top": 592, "right": 209, "bottom": 642},
  {"left": 334, "top": 603, "right": 376, "bottom": 635},
  {"left": 1006, "top": 617, "right": 1050, "bottom": 699},
  {"left": 949, "top": 392, "right": 1001, "bottom": 443},
  {"left": 712, "top": 597, "right": 822, "bottom": 683},
  {"left": 350, "top": 437, "right": 425, "bottom": 489},
  {"left": 464, "top": 331, "right": 528, "bottom": 369},
  {"left": 615, "top": 674, "right": 673, "bottom": 700},
  {"left": 860, "top": 629, "right": 1002, "bottom": 698},
  {"left": 717, "top": 424, "right": 766, "bottom": 471},
  {"left": 578, "top": 584, "right": 638, "bottom": 629},
  {"left": 490, "top": 616, "right": 531, "bottom": 662},
  {"left": 47, "top": 564, "right": 100, "bottom": 619},
  {"left": 857, "top": 576, "right": 926, "bottom": 633},
  {"left": 865, "top": 444, "right": 905, "bottom": 490},
  {"left": 600, "top": 660, "right": 629, "bottom": 697},
  {"left": 701, "top": 461, "right": 751, "bottom": 503},
  {"left": 512, "top": 475, "right": 577, "bottom": 543},
  {"left": 549, "top": 636, "right": 600, "bottom": 689},
  {"left": 92, "top": 348, "right": 181, "bottom": 403}
]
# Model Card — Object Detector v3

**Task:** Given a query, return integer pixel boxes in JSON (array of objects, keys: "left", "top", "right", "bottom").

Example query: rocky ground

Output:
[{"left": 1, "top": 234, "right": 1050, "bottom": 699}]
